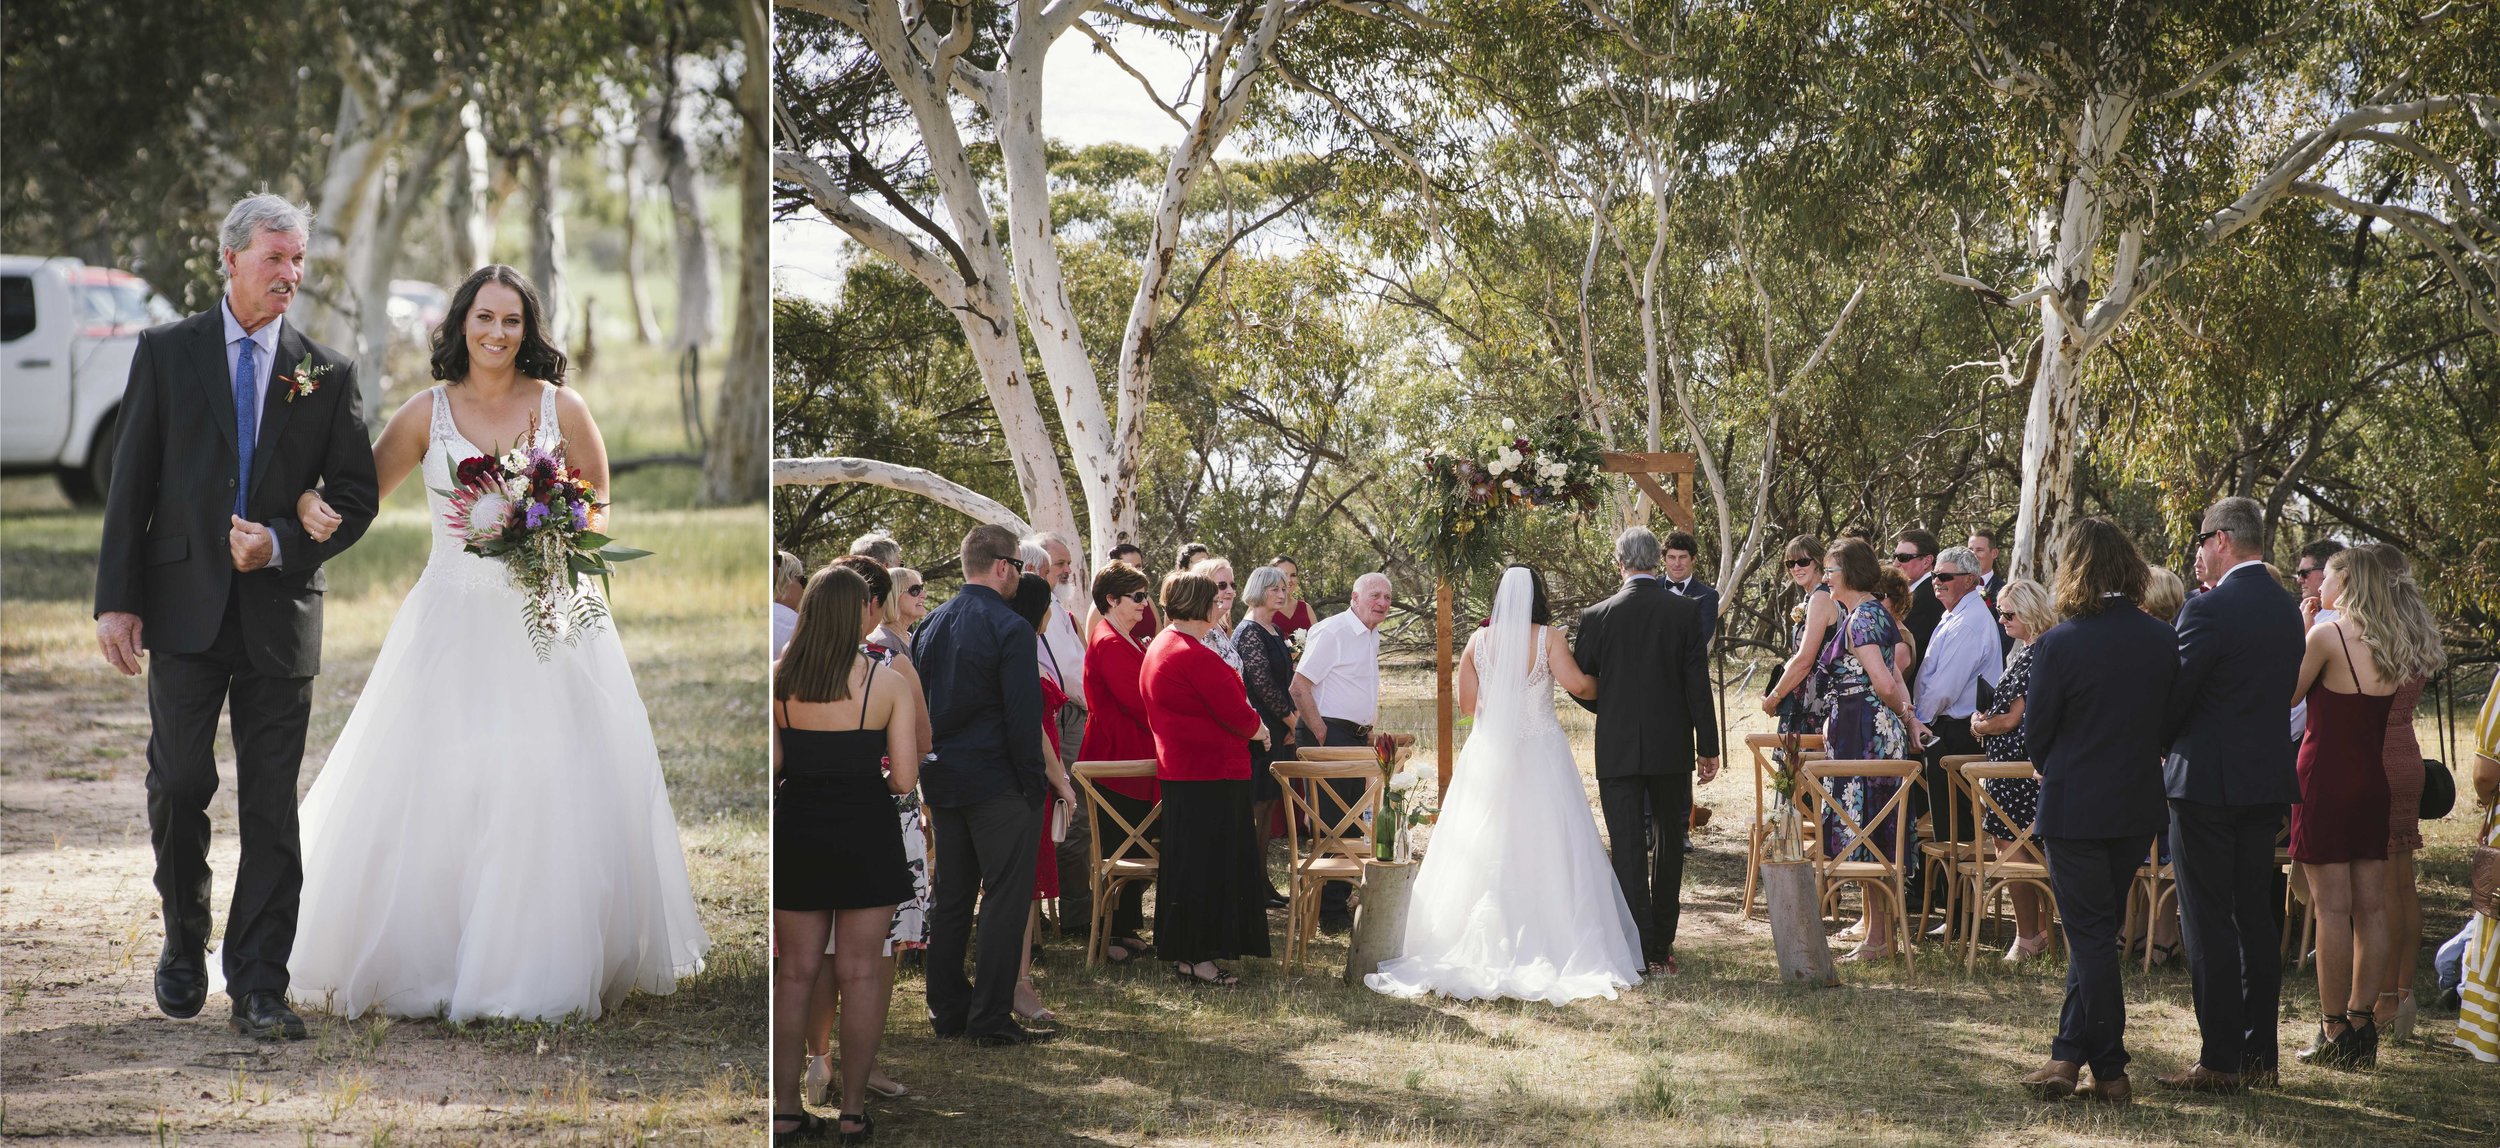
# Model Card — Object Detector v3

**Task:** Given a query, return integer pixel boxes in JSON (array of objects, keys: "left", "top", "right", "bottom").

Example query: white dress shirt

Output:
[
  {"left": 1040, "top": 598, "right": 1087, "bottom": 703},
  {"left": 224, "top": 298, "right": 285, "bottom": 558},
  {"left": 1296, "top": 609, "right": 1381, "bottom": 726},
  {"left": 1913, "top": 588, "right": 2004, "bottom": 722},
  {"left": 771, "top": 601, "right": 799, "bottom": 660}
]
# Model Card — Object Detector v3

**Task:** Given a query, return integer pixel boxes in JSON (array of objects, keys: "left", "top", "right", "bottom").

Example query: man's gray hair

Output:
[
  {"left": 2199, "top": 496, "right": 2267, "bottom": 556},
  {"left": 218, "top": 194, "right": 314, "bottom": 272},
  {"left": 850, "top": 531, "right": 902, "bottom": 568},
  {"left": 1614, "top": 527, "right": 1661, "bottom": 573},
  {"left": 1018, "top": 541, "right": 1050, "bottom": 570},
  {"left": 1031, "top": 531, "right": 1076, "bottom": 557},
  {"left": 1352, "top": 571, "right": 1393, "bottom": 597},
  {"left": 1242, "top": 564, "right": 1288, "bottom": 605},
  {"left": 774, "top": 550, "right": 803, "bottom": 592},
  {"left": 1935, "top": 545, "right": 1981, "bottom": 574}
]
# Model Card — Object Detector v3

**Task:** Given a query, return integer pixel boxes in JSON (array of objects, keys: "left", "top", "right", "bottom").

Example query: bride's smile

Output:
[{"left": 464, "top": 283, "right": 527, "bottom": 374}]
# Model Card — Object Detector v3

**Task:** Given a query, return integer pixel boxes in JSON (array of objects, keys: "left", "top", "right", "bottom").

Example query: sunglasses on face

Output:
[
  {"left": 1215, "top": 581, "right": 1235, "bottom": 590},
  {"left": 2295, "top": 566, "right": 2323, "bottom": 579},
  {"left": 2193, "top": 529, "right": 2226, "bottom": 547},
  {"left": 1123, "top": 591, "right": 1151, "bottom": 604},
  {"left": 1003, "top": 557, "right": 1026, "bottom": 574},
  {"left": 1785, "top": 557, "right": 1816, "bottom": 570},
  {"left": 1933, "top": 571, "right": 1969, "bottom": 584},
  {"left": 903, "top": 584, "right": 925, "bottom": 596},
  {"left": 1892, "top": 551, "right": 1923, "bottom": 563}
]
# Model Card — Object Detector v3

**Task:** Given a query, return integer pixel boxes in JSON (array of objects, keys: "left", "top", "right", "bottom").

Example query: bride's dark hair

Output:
[
  {"left": 430, "top": 264, "right": 569, "bottom": 385},
  {"left": 1506, "top": 564, "right": 1552, "bottom": 625}
]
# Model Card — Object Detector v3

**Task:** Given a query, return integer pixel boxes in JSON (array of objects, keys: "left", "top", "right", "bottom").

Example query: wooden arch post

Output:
[{"left": 1433, "top": 451, "right": 1699, "bottom": 794}]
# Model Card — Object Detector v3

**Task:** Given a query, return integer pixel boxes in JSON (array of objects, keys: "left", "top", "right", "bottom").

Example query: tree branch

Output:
[{"left": 774, "top": 456, "right": 1034, "bottom": 533}]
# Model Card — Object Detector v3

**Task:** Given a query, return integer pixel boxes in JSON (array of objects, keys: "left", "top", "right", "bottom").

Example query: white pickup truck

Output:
[{"left": 1, "top": 255, "right": 179, "bottom": 504}]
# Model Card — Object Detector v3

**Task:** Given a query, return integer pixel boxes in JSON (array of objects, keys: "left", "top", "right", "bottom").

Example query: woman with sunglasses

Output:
[
  {"left": 1077, "top": 561, "right": 1162, "bottom": 963},
  {"left": 1190, "top": 557, "right": 1245, "bottom": 672},
  {"left": 1760, "top": 534, "right": 1838, "bottom": 734}
]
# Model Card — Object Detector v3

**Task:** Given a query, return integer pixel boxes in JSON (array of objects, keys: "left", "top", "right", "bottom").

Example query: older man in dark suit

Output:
[
  {"left": 1571, "top": 527, "right": 1720, "bottom": 974},
  {"left": 2156, "top": 497, "right": 2304, "bottom": 1091},
  {"left": 2017, "top": 519, "right": 2177, "bottom": 1104}
]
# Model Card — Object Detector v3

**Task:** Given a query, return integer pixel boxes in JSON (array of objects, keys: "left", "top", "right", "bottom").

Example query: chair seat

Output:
[
  {"left": 1961, "top": 862, "right": 2049, "bottom": 879},
  {"left": 1825, "top": 861, "right": 1903, "bottom": 880},
  {"left": 1104, "top": 859, "right": 1158, "bottom": 876},
  {"left": 1294, "top": 858, "right": 1365, "bottom": 879}
]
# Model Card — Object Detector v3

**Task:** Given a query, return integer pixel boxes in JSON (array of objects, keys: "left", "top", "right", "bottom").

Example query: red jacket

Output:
[
  {"left": 1078, "top": 617, "right": 1157, "bottom": 801},
  {"left": 1142, "top": 627, "right": 1263, "bottom": 782}
]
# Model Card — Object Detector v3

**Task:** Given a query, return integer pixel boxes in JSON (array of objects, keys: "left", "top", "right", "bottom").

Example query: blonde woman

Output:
[
  {"left": 2348, "top": 546, "right": 2443, "bottom": 1039},
  {"left": 1968, "top": 577, "right": 2056, "bottom": 960},
  {"left": 2142, "top": 566, "right": 2186, "bottom": 626},
  {"left": 2287, "top": 543, "right": 2445, "bottom": 1069}
]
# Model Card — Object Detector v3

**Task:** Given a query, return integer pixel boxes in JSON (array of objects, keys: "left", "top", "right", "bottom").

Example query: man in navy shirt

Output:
[{"left": 911, "top": 523, "right": 1056, "bottom": 1044}]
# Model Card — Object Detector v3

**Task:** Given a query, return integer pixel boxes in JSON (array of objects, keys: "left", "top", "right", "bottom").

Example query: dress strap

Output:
[
  {"left": 428, "top": 385, "right": 454, "bottom": 442},
  {"left": 857, "top": 660, "right": 876, "bottom": 729},
  {"left": 773, "top": 697, "right": 789, "bottom": 729},
  {"left": 535, "top": 384, "right": 561, "bottom": 451}
]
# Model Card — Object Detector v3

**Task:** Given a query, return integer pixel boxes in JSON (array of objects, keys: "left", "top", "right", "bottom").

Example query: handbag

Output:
[
  {"left": 2473, "top": 803, "right": 2500, "bottom": 919},
  {"left": 2420, "top": 757, "right": 2455, "bottom": 821}
]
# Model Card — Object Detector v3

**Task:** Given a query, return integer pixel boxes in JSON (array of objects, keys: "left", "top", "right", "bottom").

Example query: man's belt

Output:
[{"left": 1322, "top": 717, "right": 1374, "bottom": 740}]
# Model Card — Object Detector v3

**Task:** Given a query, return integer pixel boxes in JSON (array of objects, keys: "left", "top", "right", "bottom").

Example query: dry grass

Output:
[{"left": 842, "top": 668, "right": 2499, "bottom": 1147}]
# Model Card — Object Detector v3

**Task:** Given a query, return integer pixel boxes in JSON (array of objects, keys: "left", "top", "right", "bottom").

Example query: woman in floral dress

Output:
[
  {"left": 1815, "top": 539, "right": 1931, "bottom": 962},
  {"left": 1970, "top": 577, "right": 2056, "bottom": 960}
]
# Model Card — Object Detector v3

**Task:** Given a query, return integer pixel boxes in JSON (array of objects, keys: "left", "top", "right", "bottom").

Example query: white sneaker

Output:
[{"left": 803, "top": 1052, "right": 833, "bottom": 1107}]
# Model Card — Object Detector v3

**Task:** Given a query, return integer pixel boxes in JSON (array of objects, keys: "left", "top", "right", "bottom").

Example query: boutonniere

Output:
[{"left": 279, "top": 354, "right": 335, "bottom": 402}]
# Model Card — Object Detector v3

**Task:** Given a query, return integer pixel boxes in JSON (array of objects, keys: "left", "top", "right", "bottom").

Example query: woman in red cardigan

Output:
[
  {"left": 1142, "top": 571, "right": 1273, "bottom": 985},
  {"left": 1076, "top": 561, "right": 1158, "bottom": 963}
]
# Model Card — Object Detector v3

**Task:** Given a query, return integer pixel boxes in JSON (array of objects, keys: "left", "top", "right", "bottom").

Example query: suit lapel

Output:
[
  {"left": 190, "top": 309, "right": 240, "bottom": 464},
  {"left": 248, "top": 323, "right": 305, "bottom": 500}
]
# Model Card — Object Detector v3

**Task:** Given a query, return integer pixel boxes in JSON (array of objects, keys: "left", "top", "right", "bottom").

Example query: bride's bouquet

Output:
[{"left": 436, "top": 446, "right": 652, "bottom": 660}]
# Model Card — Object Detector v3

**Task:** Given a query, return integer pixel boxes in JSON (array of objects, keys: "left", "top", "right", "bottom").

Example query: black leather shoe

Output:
[
  {"left": 971, "top": 1022, "right": 1058, "bottom": 1047},
  {"left": 229, "top": 991, "right": 308, "bottom": 1041},
  {"left": 155, "top": 945, "right": 207, "bottom": 1020}
]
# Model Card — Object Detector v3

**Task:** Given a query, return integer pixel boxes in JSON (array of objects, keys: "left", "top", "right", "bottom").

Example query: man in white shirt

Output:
[
  {"left": 1290, "top": 571, "right": 1392, "bottom": 931},
  {"left": 1914, "top": 545, "right": 2005, "bottom": 861},
  {"left": 770, "top": 550, "right": 804, "bottom": 659}
]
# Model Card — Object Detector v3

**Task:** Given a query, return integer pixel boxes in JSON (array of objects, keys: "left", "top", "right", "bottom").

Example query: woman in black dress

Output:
[
  {"left": 1236, "top": 563, "right": 1306, "bottom": 906},
  {"left": 773, "top": 566, "right": 919, "bottom": 1144}
]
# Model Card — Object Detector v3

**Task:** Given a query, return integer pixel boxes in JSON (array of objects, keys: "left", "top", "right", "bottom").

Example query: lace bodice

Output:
[
  {"left": 421, "top": 383, "right": 562, "bottom": 591},
  {"left": 1472, "top": 624, "right": 1563, "bottom": 738}
]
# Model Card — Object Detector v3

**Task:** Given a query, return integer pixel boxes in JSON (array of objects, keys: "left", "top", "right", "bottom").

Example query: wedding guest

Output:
[
  {"left": 2293, "top": 539, "right": 2345, "bottom": 622},
  {"left": 1006, "top": 574, "right": 1081, "bottom": 1024},
  {"left": 1092, "top": 545, "right": 1160, "bottom": 641},
  {"left": 875, "top": 567, "right": 927, "bottom": 648},
  {"left": 2143, "top": 566, "right": 2187, "bottom": 625},
  {"left": 2016, "top": 518, "right": 2175, "bottom": 1104},
  {"left": 1191, "top": 557, "right": 1244, "bottom": 671},
  {"left": 1143, "top": 571, "right": 1275, "bottom": 985},
  {"left": 1661, "top": 530, "right": 1721, "bottom": 643},
  {"left": 1175, "top": 541, "right": 1211, "bottom": 576},
  {"left": 772, "top": 550, "right": 805, "bottom": 659},
  {"left": 2288, "top": 543, "right": 2442, "bottom": 1068},
  {"left": 851, "top": 530, "right": 902, "bottom": 569},
  {"left": 802, "top": 552, "right": 931, "bottom": 1107},
  {"left": 1894, "top": 528, "right": 1945, "bottom": 687},
  {"left": 1816, "top": 539, "right": 1930, "bottom": 962},
  {"left": 773, "top": 565, "right": 920, "bottom": 1142},
  {"left": 1877, "top": 566, "right": 1920, "bottom": 672},
  {"left": 2157, "top": 496, "right": 2303, "bottom": 1092},
  {"left": 1968, "top": 528, "right": 2005, "bottom": 603},
  {"left": 910, "top": 524, "right": 1066, "bottom": 1046},
  {"left": 1914, "top": 545, "right": 2004, "bottom": 854},
  {"left": 1237, "top": 564, "right": 1307, "bottom": 907},
  {"left": 1760, "top": 534, "right": 1838, "bottom": 734},
  {"left": 1292, "top": 572, "right": 1394, "bottom": 933},
  {"left": 2360, "top": 546, "right": 2441, "bottom": 1040},
  {"left": 1970, "top": 576, "right": 2055, "bottom": 960},
  {"left": 1077, "top": 561, "right": 1159, "bottom": 963},
  {"left": 1273, "top": 555, "right": 1316, "bottom": 638},
  {"left": 1108, "top": 543, "right": 1144, "bottom": 564},
  {"left": 2457, "top": 664, "right": 2500, "bottom": 1063},
  {"left": 1028, "top": 533, "right": 1094, "bottom": 937}
]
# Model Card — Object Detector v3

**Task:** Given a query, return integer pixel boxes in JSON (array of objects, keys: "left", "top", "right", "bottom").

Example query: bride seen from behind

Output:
[
  {"left": 284, "top": 264, "right": 710, "bottom": 1022},
  {"left": 1364, "top": 565, "right": 1646, "bottom": 1005}
]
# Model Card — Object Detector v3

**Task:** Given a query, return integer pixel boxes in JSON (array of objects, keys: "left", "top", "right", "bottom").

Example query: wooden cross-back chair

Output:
[
  {"left": 1916, "top": 754, "right": 1987, "bottom": 939},
  {"left": 1742, "top": 732, "right": 1825, "bottom": 919},
  {"left": 1070, "top": 759, "right": 1161, "bottom": 966},
  {"left": 2132, "top": 839, "right": 2177, "bottom": 973},
  {"left": 1270, "top": 756, "right": 1381, "bottom": 971},
  {"left": 1799, "top": 758, "right": 1923, "bottom": 970},
  {"left": 1957, "top": 760, "right": 2060, "bottom": 971}
]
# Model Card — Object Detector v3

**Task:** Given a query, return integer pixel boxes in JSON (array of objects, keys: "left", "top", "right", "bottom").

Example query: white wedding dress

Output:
[
  {"left": 286, "top": 384, "right": 710, "bottom": 1021},
  {"left": 1365, "top": 567, "right": 1643, "bottom": 1005}
]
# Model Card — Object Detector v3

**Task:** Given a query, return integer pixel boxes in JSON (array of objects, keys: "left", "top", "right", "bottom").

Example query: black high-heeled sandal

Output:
[
  {"left": 2340, "top": 1008, "right": 2379, "bottom": 1068},
  {"left": 1173, "top": 961, "right": 1240, "bottom": 986},
  {"left": 774, "top": 1110, "right": 828, "bottom": 1144},
  {"left": 836, "top": 1111, "right": 874, "bottom": 1144},
  {"left": 2296, "top": 1014, "right": 2353, "bottom": 1067}
]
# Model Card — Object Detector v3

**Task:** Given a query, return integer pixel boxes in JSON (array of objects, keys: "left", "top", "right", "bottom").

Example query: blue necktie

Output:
[{"left": 234, "top": 336, "right": 258, "bottom": 517}]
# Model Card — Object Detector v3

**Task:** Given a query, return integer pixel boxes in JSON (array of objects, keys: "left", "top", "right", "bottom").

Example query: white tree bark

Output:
[
  {"left": 775, "top": 457, "right": 1035, "bottom": 535},
  {"left": 704, "top": 0, "right": 772, "bottom": 504},
  {"left": 443, "top": 100, "right": 492, "bottom": 275},
  {"left": 648, "top": 75, "right": 717, "bottom": 353},
  {"left": 525, "top": 135, "right": 570, "bottom": 347}
]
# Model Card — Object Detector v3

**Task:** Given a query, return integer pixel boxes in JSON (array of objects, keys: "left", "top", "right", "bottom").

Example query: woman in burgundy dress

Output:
[{"left": 2288, "top": 543, "right": 2446, "bottom": 1068}]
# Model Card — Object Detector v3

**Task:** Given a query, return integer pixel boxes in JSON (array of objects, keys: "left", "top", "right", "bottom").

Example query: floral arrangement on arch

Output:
[{"left": 1411, "top": 413, "right": 1607, "bottom": 572}]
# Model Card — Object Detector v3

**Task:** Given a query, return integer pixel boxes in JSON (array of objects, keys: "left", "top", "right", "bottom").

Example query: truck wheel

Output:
[{"left": 56, "top": 412, "right": 116, "bottom": 507}]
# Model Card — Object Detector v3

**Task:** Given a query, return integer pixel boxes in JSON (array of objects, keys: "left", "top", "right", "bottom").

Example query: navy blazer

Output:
[
  {"left": 2026, "top": 599, "right": 2177, "bottom": 839},
  {"left": 2161, "top": 563, "right": 2304, "bottom": 807},
  {"left": 1662, "top": 576, "right": 1720, "bottom": 643}
]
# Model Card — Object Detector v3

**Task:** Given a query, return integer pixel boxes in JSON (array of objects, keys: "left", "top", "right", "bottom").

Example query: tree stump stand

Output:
[
  {"left": 1341, "top": 859, "right": 1419, "bottom": 985},
  {"left": 1762, "top": 859, "right": 1840, "bottom": 987}
]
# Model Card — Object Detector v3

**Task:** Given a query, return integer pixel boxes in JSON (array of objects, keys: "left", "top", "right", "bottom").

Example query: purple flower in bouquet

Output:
[
  {"left": 570, "top": 501, "right": 589, "bottom": 530},
  {"left": 525, "top": 501, "right": 550, "bottom": 529}
]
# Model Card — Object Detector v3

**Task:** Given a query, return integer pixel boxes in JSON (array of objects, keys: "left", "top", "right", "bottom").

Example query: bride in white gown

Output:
[
  {"left": 1366, "top": 564, "right": 1644, "bottom": 1005},
  {"left": 285, "top": 266, "right": 709, "bottom": 1021}
]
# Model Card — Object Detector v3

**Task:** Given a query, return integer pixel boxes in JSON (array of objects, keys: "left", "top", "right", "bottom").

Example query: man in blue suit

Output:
[
  {"left": 2017, "top": 519, "right": 2176, "bottom": 1104},
  {"left": 2156, "top": 497, "right": 2304, "bottom": 1092}
]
